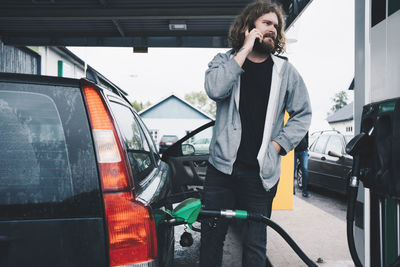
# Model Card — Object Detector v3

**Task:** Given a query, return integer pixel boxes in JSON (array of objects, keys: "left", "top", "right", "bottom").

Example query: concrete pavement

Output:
[{"left": 222, "top": 195, "right": 354, "bottom": 267}]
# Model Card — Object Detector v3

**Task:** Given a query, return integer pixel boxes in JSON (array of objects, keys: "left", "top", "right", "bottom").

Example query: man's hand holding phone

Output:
[
  {"left": 234, "top": 26, "right": 263, "bottom": 67},
  {"left": 243, "top": 27, "right": 263, "bottom": 51}
]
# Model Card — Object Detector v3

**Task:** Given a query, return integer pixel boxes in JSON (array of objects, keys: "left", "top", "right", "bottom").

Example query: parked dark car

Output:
[
  {"left": 296, "top": 130, "right": 353, "bottom": 195},
  {"left": 0, "top": 72, "right": 174, "bottom": 267},
  {"left": 159, "top": 135, "right": 179, "bottom": 154}
]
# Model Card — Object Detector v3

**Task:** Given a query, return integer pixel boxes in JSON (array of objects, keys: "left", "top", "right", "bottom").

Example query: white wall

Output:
[
  {"left": 38, "top": 47, "right": 85, "bottom": 78},
  {"left": 329, "top": 120, "right": 355, "bottom": 135},
  {"left": 370, "top": 9, "right": 400, "bottom": 102},
  {"left": 141, "top": 117, "right": 211, "bottom": 146}
]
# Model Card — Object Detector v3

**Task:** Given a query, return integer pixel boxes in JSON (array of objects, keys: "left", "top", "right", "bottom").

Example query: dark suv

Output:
[{"left": 0, "top": 72, "right": 174, "bottom": 267}]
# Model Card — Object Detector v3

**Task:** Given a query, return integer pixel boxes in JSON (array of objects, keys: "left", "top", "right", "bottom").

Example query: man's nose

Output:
[
  {"left": 266, "top": 27, "right": 276, "bottom": 35},
  {"left": 265, "top": 30, "right": 276, "bottom": 37}
]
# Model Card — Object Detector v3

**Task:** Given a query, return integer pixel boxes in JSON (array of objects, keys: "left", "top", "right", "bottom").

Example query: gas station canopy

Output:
[{"left": 0, "top": 0, "right": 310, "bottom": 48}]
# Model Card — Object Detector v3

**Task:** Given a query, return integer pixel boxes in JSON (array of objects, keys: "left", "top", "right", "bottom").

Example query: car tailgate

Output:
[
  {"left": 0, "top": 219, "right": 107, "bottom": 267},
  {"left": 0, "top": 75, "right": 107, "bottom": 266}
]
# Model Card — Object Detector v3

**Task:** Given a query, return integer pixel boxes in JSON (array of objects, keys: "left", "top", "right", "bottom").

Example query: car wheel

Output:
[{"left": 296, "top": 163, "right": 303, "bottom": 189}]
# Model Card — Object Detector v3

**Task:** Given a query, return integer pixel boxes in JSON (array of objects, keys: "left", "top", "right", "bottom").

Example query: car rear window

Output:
[
  {"left": 0, "top": 83, "right": 103, "bottom": 220},
  {"left": 0, "top": 91, "right": 73, "bottom": 203}
]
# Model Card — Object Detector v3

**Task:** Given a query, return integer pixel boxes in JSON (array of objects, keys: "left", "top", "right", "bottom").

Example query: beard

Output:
[{"left": 253, "top": 36, "right": 275, "bottom": 54}]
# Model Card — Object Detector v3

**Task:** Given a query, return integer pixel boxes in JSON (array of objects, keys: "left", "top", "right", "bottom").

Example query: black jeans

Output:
[{"left": 200, "top": 162, "right": 278, "bottom": 267}]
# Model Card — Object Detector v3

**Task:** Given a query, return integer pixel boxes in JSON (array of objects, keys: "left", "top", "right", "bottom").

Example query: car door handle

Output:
[{"left": 321, "top": 156, "right": 326, "bottom": 161}]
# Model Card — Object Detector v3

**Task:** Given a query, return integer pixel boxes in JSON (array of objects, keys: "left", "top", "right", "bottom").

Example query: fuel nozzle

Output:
[
  {"left": 346, "top": 128, "right": 374, "bottom": 186},
  {"left": 346, "top": 131, "right": 371, "bottom": 156}
]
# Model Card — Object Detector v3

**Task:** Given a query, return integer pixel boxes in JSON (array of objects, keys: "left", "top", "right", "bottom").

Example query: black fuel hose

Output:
[
  {"left": 247, "top": 212, "right": 318, "bottom": 267},
  {"left": 198, "top": 210, "right": 318, "bottom": 267},
  {"left": 347, "top": 186, "right": 363, "bottom": 267},
  {"left": 346, "top": 155, "right": 363, "bottom": 267}
]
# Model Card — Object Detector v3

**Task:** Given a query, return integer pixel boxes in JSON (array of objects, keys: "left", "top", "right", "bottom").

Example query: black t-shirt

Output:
[{"left": 235, "top": 56, "right": 274, "bottom": 168}]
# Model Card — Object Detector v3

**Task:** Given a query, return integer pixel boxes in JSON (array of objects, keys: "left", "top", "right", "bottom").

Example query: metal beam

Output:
[
  {"left": 97, "top": 0, "right": 125, "bottom": 37},
  {"left": 0, "top": 0, "right": 313, "bottom": 48},
  {"left": 0, "top": 29, "right": 231, "bottom": 37},
  {"left": 2, "top": 36, "right": 229, "bottom": 48},
  {"left": 0, "top": 8, "right": 241, "bottom": 20},
  {"left": 112, "top": 20, "right": 126, "bottom": 37}
]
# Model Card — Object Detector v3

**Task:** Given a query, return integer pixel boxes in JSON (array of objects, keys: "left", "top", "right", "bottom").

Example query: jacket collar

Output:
[{"left": 270, "top": 54, "right": 285, "bottom": 74}]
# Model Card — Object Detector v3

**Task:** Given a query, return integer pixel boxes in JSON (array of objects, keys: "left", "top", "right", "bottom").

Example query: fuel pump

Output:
[{"left": 346, "top": 97, "right": 400, "bottom": 266}]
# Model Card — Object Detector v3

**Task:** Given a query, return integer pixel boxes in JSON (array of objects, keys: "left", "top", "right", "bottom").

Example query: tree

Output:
[
  {"left": 330, "top": 90, "right": 349, "bottom": 113},
  {"left": 184, "top": 91, "right": 216, "bottom": 118},
  {"left": 131, "top": 100, "right": 151, "bottom": 112}
]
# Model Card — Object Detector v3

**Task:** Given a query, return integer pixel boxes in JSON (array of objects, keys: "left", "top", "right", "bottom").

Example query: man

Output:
[
  {"left": 295, "top": 132, "right": 310, "bottom": 197},
  {"left": 200, "top": 1, "right": 312, "bottom": 266}
]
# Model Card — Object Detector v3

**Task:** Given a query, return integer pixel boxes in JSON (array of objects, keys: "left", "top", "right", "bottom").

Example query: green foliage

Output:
[
  {"left": 131, "top": 100, "right": 151, "bottom": 112},
  {"left": 330, "top": 90, "right": 349, "bottom": 113},
  {"left": 184, "top": 91, "right": 216, "bottom": 118}
]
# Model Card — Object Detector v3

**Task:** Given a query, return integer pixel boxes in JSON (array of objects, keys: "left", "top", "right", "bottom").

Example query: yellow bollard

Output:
[{"left": 272, "top": 112, "right": 294, "bottom": 210}]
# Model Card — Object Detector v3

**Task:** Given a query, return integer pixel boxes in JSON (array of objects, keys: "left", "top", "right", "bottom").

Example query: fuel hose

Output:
[{"left": 198, "top": 209, "right": 318, "bottom": 267}]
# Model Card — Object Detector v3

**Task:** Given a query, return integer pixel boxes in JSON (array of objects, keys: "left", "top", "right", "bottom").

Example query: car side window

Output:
[
  {"left": 183, "top": 126, "right": 213, "bottom": 156},
  {"left": 109, "top": 102, "right": 154, "bottom": 187},
  {"left": 325, "top": 136, "right": 343, "bottom": 155},
  {"left": 312, "top": 134, "right": 329, "bottom": 154},
  {"left": 134, "top": 113, "right": 160, "bottom": 162}
]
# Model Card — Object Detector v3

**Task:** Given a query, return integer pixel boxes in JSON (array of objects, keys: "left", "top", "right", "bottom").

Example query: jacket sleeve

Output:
[
  {"left": 273, "top": 65, "right": 312, "bottom": 155},
  {"left": 204, "top": 52, "right": 244, "bottom": 101}
]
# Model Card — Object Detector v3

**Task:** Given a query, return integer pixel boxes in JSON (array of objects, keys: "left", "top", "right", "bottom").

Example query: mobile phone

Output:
[{"left": 248, "top": 24, "right": 260, "bottom": 43}]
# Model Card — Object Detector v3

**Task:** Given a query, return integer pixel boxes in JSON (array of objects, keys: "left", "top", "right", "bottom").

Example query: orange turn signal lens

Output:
[{"left": 104, "top": 192, "right": 157, "bottom": 266}]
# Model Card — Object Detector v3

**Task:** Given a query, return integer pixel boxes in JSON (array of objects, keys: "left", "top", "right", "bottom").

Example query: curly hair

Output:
[{"left": 229, "top": 1, "right": 286, "bottom": 54}]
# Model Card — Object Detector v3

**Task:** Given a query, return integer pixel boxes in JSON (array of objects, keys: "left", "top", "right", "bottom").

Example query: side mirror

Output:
[
  {"left": 328, "top": 150, "right": 343, "bottom": 158},
  {"left": 182, "top": 144, "right": 195, "bottom": 156}
]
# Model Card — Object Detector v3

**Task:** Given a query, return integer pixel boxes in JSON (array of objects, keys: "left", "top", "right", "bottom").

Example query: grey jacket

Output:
[{"left": 205, "top": 49, "right": 312, "bottom": 191}]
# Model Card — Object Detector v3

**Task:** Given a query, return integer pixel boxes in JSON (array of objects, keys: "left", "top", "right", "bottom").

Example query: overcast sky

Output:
[{"left": 69, "top": 0, "right": 354, "bottom": 133}]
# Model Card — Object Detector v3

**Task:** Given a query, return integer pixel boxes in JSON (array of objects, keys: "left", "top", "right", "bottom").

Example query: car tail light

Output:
[
  {"left": 104, "top": 193, "right": 157, "bottom": 266},
  {"left": 159, "top": 142, "right": 166, "bottom": 146},
  {"left": 83, "top": 86, "right": 158, "bottom": 267}
]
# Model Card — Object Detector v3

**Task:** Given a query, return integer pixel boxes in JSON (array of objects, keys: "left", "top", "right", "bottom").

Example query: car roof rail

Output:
[
  {"left": 311, "top": 129, "right": 342, "bottom": 135},
  {"left": 86, "top": 65, "right": 132, "bottom": 106}
]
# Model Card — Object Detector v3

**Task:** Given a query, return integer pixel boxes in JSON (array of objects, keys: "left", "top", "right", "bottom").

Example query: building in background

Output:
[
  {"left": 0, "top": 41, "right": 41, "bottom": 74},
  {"left": 0, "top": 40, "right": 84, "bottom": 78},
  {"left": 38, "top": 46, "right": 85, "bottom": 78},
  {"left": 327, "top": 101, "right": 354, "bottom": 135},
  {"left": 139, "top": 94, "right": 213, "bottom": 147}
]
